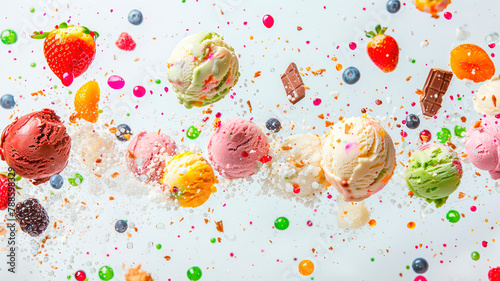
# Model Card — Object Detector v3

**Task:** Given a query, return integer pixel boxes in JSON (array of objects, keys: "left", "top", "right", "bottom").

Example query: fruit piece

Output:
[
  {"left": 31, "top": 22, "right": 98, "bottom": 86},
  {"left": 1, "top": 94, "right": 15, "bottom": 109},
  {"left": 14, "top": 198, "right": 50, "bottom": 237},
  {"left": 116, "top": 32, "right": 136, "bottom": 51},
  {"left": 450, "top": 44, "right": 495, "bottom": 83},
  {"left": 115, "top": 124, "right": 132, "bottom": 141},
  {"left": 490, "top": 267, "right": 500, "bottom": 281},
  {"left": 266, "top": 118, "right": 281, "bottom": 132},
  {"left": 412, "top": 258, "right": 429, "bottom": 274},
  {"left": 365, "top": 25, "right": 399, "bottom": 73},
  {"left": 74, "top": 81, "right": 100, "bottom": 123},
  {"left": 414, "top": 0, "right": 451, "bottom": 17},
  {"left": 342, "top": 66, "right": 361, "bottom": 84},
  {"left": 49, "top": 174, "right": 63, "bottom": 189},
  {"left": 0, "top": 174, "right": 13, "bottom": 211},
  {"left": 128, "top": 10, "right": 143, "bottom": 25},
  {"left": 115, "top": 219, "right": 128, "bottom": 233},
  {"left": 386, "top": 0, "right": 401, "bottom": 13},
  {"left": 405, "top": 114, "right": 420, "bottom": 129}
]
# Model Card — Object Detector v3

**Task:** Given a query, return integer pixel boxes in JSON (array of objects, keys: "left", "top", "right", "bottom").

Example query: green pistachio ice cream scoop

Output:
[{"left": 405, "top": 144, "right": 463, "bottom": 208}]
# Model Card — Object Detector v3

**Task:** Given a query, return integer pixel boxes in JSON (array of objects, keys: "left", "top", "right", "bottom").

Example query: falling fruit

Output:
[{"left": 74, "top": 81, "right": 100, "bottom": 123}]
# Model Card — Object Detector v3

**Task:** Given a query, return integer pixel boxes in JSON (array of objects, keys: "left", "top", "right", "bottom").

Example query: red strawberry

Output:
[
  {"left": 365, "top": 25, "right": 399, "bottom": 73},
  {"left": 0, "top": 174, "right": 13, "bottom": 211},
  {"left": 31, "top": 22, "right": 99, "bottom": 86},
  {"left": 116, "top": 32, "right": 136, "bottom": 51}
]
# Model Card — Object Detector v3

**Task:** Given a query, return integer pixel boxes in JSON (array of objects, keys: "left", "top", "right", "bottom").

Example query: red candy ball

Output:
[
  {"left": 419, "top": 130, "right": 431, "bottom": 142},
  {"left": 75, "top": 270, "right": 86, "bottom": 281}
]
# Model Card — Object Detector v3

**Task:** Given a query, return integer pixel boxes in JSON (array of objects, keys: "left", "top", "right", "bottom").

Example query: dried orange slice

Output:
[{"left": 450, "top": 44, "right": 495, "bottom": 83}]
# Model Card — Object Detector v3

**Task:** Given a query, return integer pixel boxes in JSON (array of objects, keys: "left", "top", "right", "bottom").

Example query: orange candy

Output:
[
  {"left": 298, "top": 260, "right": 314, "bottom": 276},
  {"left": 74, "top": 81, "right": 100, "bottom": 123},
  {"left": 450, "top": 44, "right": 495, "bottom": 83}
]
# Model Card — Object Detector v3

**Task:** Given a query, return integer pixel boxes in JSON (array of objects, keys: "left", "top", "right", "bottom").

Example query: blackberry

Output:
[{"left": 14, "top": 198, "right": 49, "bottom": 237}]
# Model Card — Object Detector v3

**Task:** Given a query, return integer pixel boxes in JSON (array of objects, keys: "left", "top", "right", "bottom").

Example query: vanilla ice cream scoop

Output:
[
  {"left": 269, "top": 133, "right": 328, "bottom": 196},
  {"left": 473, "top": 77, "right": 500, "bottom": 116},
  {"left": 321, "top": 116, "right": 396, "bottom": 202}
]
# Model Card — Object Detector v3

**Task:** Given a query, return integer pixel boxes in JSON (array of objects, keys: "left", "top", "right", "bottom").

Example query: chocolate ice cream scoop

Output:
[{"left": 0, "top": 108, "right": 71, "bottom": 185}]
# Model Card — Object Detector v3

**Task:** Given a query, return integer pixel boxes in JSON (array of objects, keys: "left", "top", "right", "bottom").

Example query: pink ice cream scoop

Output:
[
  {"left": 127, "top": 131, "right": 177, "bottom": 183},
  {"left": 466, "top": 116, "right": 500, "bottom": 180},
  {"left": 207, "top": 118, "right": 269, "bottom": 179}
]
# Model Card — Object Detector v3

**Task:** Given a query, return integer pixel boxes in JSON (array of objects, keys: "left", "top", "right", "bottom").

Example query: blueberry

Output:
[
  {"left": 115, "top": 220, "right": 128, "bottom": 233},
  {"left": 412, "top": 257, "right": 429, "bottom": 274},
  {"left": 386, "top": 0, "right": 401, "bottom": 13},
  {"left": 1, "top": 94, "right": 15, "bottom": 109},
  {"left": 342, "top": 67, "right": 360, "bottom": 85},
  {"left": 266, "top": 118, "right": 281, "bottom": 133},
  {"left": 405, "top": 114, "right": 420, "bottom": 129},
  {"left": 128, "top": 10, "right": 143, "bottom": 25},
  {"left": 115, "top": 124, "right": 132, "bottom": 141},
  {"left": 49, "top": 174, "right": 64, "bottom": 189}
]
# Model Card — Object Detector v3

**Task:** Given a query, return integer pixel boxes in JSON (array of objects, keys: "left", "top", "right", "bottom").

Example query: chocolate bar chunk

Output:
[
  {"left": 281, "top": 63, "right": 306, "bottom": 104},
  {"left": 420, "top": 68, "right": 453, "bottom": 117}
]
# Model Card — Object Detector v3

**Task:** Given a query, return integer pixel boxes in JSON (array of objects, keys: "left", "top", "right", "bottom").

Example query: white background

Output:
[{"left": 0, "top": 0, "right": 499, "bottom": 280}]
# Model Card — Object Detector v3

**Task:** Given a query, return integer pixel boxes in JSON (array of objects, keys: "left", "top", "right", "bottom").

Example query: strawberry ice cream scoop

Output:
[
  {"left": 208, "top": 118, "right": 269, "bottom": 179},
  {"left": 466, "top": 116, "right": 500, "bottom": 180},
  {"left": 0, "top": 109, "right": 71, "bottom": 185},
  {"left": 127, "top": 131, "right": 177, "bottom": 183}
]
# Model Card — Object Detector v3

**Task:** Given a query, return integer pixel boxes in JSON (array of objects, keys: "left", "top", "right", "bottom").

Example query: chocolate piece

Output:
[
  {"left": 281, "top": 63, "right": 306, "bottom": 104},
  {"left": 420, "top": 68, "right": 453, "bottom": 117}
]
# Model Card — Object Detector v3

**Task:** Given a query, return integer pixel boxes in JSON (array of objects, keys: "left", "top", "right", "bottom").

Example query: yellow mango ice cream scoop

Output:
[{"left": 161, "top": 152, "right": 217, "bottom": 208}]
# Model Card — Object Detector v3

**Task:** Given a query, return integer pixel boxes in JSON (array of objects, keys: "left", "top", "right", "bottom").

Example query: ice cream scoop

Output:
[
  {"left": 321, "top": 116, "right": 396, "bottom": 202},
  {"left": 0, "top": 109, "right": 71, "bottom": 185},
  {"left": 269, "top": 133, "right": 328, "bottom": 196},
  {"left": 405, "top": 144, "right": 463, "bottom": 207},
  {"left": 127, "top": 131, "right": 177, "bottom": 183},
  {"left": 208, "top": 118, "right": 269, "bottom": 179},
  {"left": 167, "top": 31, "right": 240, "bottom": 108},
  {"left": 161, "top": 152, "right": 217, "bottom": 208},
  {"left": 337, "top": 200, "right": 370, "bottom": 229},
  {"left": 466, "top": 116, "right": 500, "bottom": 180},
  {"left": 473, "top": 77, "right": 500, "bottom": 116}
]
